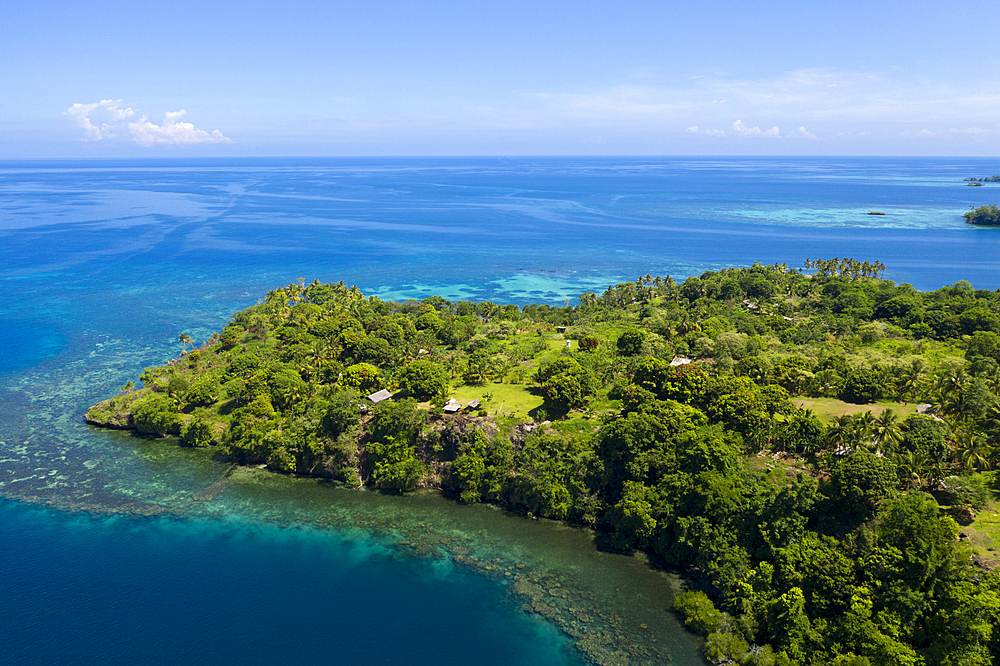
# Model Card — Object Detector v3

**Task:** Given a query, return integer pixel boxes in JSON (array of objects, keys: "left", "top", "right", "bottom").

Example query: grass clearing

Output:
[
  {"left": 451, "top": 382, "right": 544, "bottom": 419},
  {"left": 791, "top": 397, "right": 918, "bottom": 423}
]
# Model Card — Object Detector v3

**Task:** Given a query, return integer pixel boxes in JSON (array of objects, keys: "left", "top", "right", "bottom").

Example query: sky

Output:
[{"left": 2, "top": 0, "right": 999, "bottom": 157}]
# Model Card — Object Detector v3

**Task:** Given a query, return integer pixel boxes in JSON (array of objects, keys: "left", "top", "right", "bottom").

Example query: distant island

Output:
[
  {"left": 964, "top": 204, "right": 1000, "bottom": 226},
  {"left": 88, "top": 260, "right": 1000, "bottom": 666},
  {"left": 965, "top": 175, "right": 1000, "bottom": 183}
]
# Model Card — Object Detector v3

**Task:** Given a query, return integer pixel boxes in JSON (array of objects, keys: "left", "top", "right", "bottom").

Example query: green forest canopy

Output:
[{"left": 88, "top": 261, "right": 1000, "bottom": 666}]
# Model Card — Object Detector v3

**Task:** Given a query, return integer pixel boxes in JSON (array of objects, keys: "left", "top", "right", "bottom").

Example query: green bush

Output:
[
  {"left": 674, "top": 590, "right": 727, "bottom": 635},
  {"left": 840, "top": 368, "right": 884, "bottom": 404},
  {"left": 186, "top": 378, "right": 220, "bottom": 407},
  {"left": 397, "top": 359, "right": 449, "bottom": 400},
  {"left": 616, "top": 328, "right": 648, "bottom": 356},
  {"left": 132, "top": 393, "right": 179, "bottom": 436},
  {"left": 167, "top": 376, "right": 190, "bottom": 400},
  {"left": 368, "top": 437, "right": 426, "bottom": 492},
  {"left": 321, "top": 390, "right": 361, "bottom": 438},
  {"left": 181, "top": 419, "right": 215, "bottom": 447},
  {"left": 219, "top": 326, "right": 241, "bottom": 347}
]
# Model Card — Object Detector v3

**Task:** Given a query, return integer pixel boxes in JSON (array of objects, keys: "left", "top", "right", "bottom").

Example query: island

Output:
[
  {"left": 89, "top": 259, "right": 1000, "bottom": 666},
  {"left": 964, "top": 204, "right": 1000, "bottom": 226},
  {"left": 965, "top": 176, "right": 1000, "bottom": 183}
]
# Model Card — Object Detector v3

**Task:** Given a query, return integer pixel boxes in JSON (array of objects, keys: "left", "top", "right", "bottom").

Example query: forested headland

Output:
[{"left": 88, "top": 259, "right": 1000, "bottom": 666}]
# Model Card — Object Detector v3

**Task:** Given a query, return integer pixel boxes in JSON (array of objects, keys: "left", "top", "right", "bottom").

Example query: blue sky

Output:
[{"left": 3, "top": 0, "right": 999, "bottom": 156}]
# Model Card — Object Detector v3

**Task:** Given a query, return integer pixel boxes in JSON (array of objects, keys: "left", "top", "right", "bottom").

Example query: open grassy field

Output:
[
  {"left": 451, "top": 382, "right": 545, "bottom": 419},
  {"left": 792, "top": 397, "right": 919, "bottom": 423}
]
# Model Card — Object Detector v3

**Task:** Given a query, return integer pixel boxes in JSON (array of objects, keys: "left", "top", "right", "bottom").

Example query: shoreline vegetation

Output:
[
  {"left": 964, "top": 204, "right": 1000, "bottom": 227},
  {"left": 89, "top": 259, "right": 1000, "bottom": 666}
]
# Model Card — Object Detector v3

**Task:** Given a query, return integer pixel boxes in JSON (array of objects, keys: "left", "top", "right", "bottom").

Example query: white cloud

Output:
[
  {"left": 65, "top": 101, "right": 230, "bottom": 146},
  {"left": 63, "top": 99, "right": 134, "bottom": 141},
  {"left": 686, "top": 121, "right": 821, "bottom": 139},
  {"left": 950, "top": 127, "right": 994, "bottom": 135},
  {"left": 129, "top": 110, "right": 231, "bottom": 146},
  {"left": 731, "top": 119, "right": 780, "bottom": 137},
  {"left": 684, "top": 125, "right": 726, "bottom": 137}
]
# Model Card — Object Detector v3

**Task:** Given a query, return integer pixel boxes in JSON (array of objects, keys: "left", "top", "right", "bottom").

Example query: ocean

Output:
[{"left": 1, "top": 156, "right": 999, "bottom": 665}]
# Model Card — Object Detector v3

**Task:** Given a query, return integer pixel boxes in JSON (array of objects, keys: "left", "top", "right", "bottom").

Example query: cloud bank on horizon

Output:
[
  {"left": 685, "top": 121, "right": 815, "bottom": 139},
  {"left": 65, "top": 100, "right": 231, "bottom": 146}
]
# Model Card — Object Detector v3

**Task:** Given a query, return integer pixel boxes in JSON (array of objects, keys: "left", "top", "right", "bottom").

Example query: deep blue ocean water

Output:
[{"left": 2, "top": 156, "right": 999, "bottom": 665}]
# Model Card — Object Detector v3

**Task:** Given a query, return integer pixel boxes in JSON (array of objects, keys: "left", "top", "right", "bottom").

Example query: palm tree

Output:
[
  {"left": 979, "top": 372, "right": 1000, "bottom": 398},
  {"left": 177, "top": 333, "right": 193, "bottom": 352},
  {"left": 827, "top": 414, "right": 855, "bottom": 452},
  {"left": 445, "top": 353, "right": 465, "bottom": 379},
  {"left": 955, "top": 429, "right": 993, "bottom": 473},
  {"left": 674, "top": 315, "right": 701, "bottom": 336},
  {"left": 897, "top": 360, "right": 925, "bottom": 402},
  {"left": 894, "top": 449, "right": 927, "bottom": 489},
  {"left": 872, "top": 409, "right": 902, "bottom": 455},
  {"left": 936, "top": 366, "right": 969, "bottom": 403},
  {"left": 854, "top": 410, "right": 876, "bottom": 445},
  {"left": 812, "top": 369, "right": 842, "bottom": 398}
]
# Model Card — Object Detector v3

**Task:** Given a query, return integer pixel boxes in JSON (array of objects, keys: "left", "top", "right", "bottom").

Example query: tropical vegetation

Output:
[
  {"left": 87, "top": 261, "right": 1000, "bottom": 665},
  {"left": 964, "top": 204, "right": 1000, "bottom": 226}
]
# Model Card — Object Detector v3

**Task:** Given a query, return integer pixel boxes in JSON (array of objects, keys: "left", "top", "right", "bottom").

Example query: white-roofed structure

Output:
[{"left": 367, "top": 389, "right": 392, "bottom": 404}]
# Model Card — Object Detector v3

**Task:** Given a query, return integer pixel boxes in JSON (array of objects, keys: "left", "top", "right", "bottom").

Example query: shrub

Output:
[
  {"left": 167, "top": 376, "right": 190, "bottom": 400},
  {"left": 218, "top": 326, "right": 241, "bottom": 348},
  {"left": 674, "top": 590, "right": 727, "bottom": 635},
  {"left": 132, "top": 394, "right": 179, "bottom": 436},
  {"left": 616, "top": 328, "right": 648, "bottom": 356},
  {"left": 368, "top": 437, "right": 426, "bottom": 492},
  {"left": 321, "top": 390, "right": 361, "bottom": 438},
  {"left": 341, "top": 363, "right": 382, "bottom": 392},
  {"left": 181, "top": 419, "right": 215, "bottom": 447},
  {"left": 397, "top": 359, "right": 449, "bottom": 400},
  {"left": 186, "top": 378, "right": 220, "bottom": 407},
  {"left": 840, "top": 368, "right": 884, "bottom": 404}
]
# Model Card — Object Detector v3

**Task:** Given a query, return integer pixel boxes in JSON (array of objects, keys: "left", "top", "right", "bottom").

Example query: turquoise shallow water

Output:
[
  {"left": 0, "top": 500, "right": 570, "bottom": 666},
  {"left": 2, "top": 156, "right": 1000, "bottom": 665}
]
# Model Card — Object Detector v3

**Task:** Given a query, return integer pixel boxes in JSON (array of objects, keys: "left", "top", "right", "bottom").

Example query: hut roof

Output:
[{"left": 367, "top": 389, "right": 392, "bottom": 404}]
